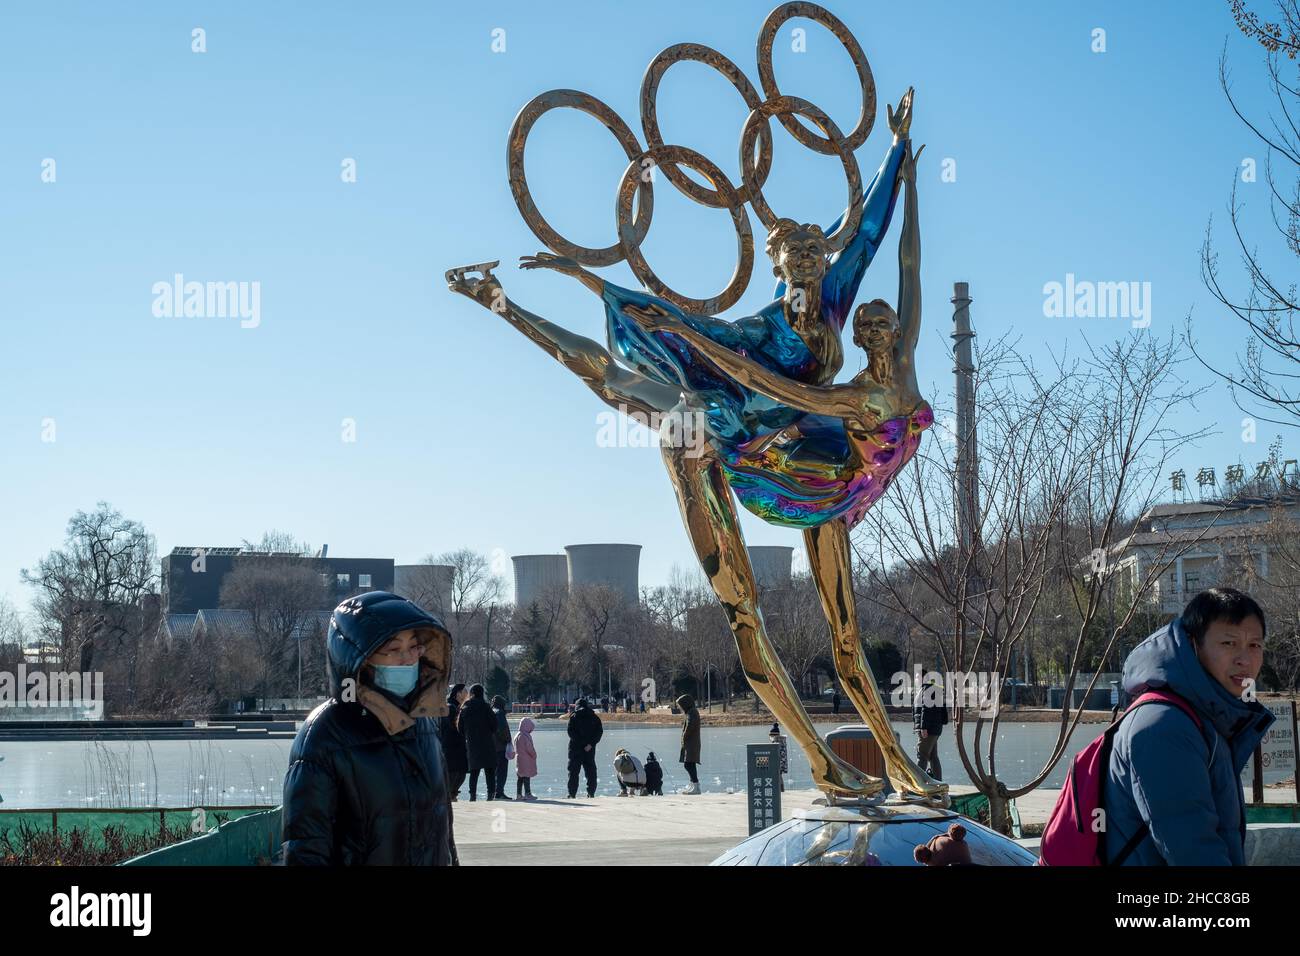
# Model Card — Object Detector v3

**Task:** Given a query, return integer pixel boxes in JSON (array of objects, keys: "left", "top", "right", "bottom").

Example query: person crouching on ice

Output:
[{"left": 613, "top": 748, "right": 646, "bottom": 796}]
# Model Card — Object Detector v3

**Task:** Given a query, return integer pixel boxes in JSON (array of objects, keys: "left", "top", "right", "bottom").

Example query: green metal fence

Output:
[
  {"left": 119, "top": 807, "right": 282, "bottom": 866},
  {"left": 0, "top": 805, "right": 275, "bottom": 852}
]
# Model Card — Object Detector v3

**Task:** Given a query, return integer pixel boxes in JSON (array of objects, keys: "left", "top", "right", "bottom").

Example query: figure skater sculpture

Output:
[{"left": 447, "top": 2, "right": 945, "bottom": 804}]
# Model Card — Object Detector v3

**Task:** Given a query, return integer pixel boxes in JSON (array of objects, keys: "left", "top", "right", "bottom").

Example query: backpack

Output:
[
  {"left": 614, "top": 752, "right": 636, "bottom": 776},
  {"left": 1038, "top": 689, "right": 1205, "bottom": 866}
]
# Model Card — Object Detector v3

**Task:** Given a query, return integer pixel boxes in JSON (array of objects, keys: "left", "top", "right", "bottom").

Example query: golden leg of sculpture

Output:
[
  {"left": 804, "top": 521, "right": 949, "bottom": 806},
  {"left": 661, "top": 439, "right": 881, "bottom": 798}
]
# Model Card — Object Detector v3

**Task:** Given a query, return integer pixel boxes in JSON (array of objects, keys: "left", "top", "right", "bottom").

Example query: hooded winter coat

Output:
[
  {"left": 1103, "top": 617, "right": 1275, "bottom": 865},
  {"left": 491, "top": 695, "right": 512, "bottom": 753},
  {"left": 644, "top": 753, "right": 664, "bottom": 793},
  {"left": 281, "top": 591, "right": 456, "bottom": 866},
  {"left": 514, "top": 717, "right": 538, "bottom": 778},
  {"left": 567, "top": 699, "right": 604, "bottom": 756},
  {"left": 677, "top": 694, "right": 701, "bottom": 764},
  {"left": 457, "top": 692, "right": 498, "bottom": 772},
  {"left": 440, "top": 696, "right": 469, "bottom": 775}
]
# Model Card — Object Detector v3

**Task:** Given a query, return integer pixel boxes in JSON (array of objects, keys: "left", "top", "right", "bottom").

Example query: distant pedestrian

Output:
[
  {"left": 1102, "top": 588, "right": 1274, "bottom": 865},
  {"left": 458, "top": 684, "right": 498, "bottom": 801},
  {"left": 513, "top": 717, "right": 539, "bottom": 800},
  {"left": 676, "top": 693, "right": 701, "bottom": 794},
  {"left": 643, "top": 751, "right": 664, "bottom": 795},
  {"left": 440, "top": 683, "right": 470, "bottom": 801},
  {"left": 832, "top": 689, "right": 842, "bottom": 715},
  {"left": 566, "top": 697, "right": 604, "bottom": 798},
  {"left": 491, "top": 695, "right": 514, "bottom": 800},
  {"left": 613, "top": 748, "right": 646, "bottom": 795},
  {"left": 913, "top": 677, "right": 947, "bottom": 781}
]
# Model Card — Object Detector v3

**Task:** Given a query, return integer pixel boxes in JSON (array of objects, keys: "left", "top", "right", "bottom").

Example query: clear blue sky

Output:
[{"left": 1, "top": 0, "right": 1294, "bottom": 613}]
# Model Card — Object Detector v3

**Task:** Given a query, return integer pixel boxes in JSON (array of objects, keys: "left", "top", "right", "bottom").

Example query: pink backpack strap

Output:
[{"left": 1129, "top": 689, "right": 1203, "bottom": 731}]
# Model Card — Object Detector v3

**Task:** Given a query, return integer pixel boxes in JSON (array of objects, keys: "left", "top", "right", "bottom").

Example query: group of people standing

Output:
[
  {"left": 441, "top": 683, "right": 539, "bottom": 801},
  {"left": 438, "top": 688, "right": 703, "bottom": 800}
]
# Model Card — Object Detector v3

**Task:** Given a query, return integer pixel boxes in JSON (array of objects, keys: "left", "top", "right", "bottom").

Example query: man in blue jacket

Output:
[{"left": 1104, "top": 587, "right": 1275, "bottom": 865}]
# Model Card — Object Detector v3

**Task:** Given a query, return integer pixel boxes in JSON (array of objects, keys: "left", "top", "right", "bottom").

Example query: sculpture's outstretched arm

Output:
[
  {"left": 773, "top": 88, "right": 914, "bottom": 319},
  {"left": 623, "top": 303, "right": 865, "bottom": 422},
  {"left": 897, "top": 142, "right": 923, "bottom": 356},
  {"left": 448, "top": 264, "right": 679, "bottom": 417}
]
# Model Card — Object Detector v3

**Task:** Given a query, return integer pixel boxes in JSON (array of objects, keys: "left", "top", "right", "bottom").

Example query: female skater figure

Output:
[{"left": 621, "top": 140, "right": 944, "bottom": 803}]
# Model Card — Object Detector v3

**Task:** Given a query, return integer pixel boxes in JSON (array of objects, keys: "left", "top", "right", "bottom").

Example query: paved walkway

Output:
[
  {"left": 454, "top": 784, "right": 1298, "bottom": 865},
  {"left": 454, "top": 787, "right": 974, "bottom": 866}
]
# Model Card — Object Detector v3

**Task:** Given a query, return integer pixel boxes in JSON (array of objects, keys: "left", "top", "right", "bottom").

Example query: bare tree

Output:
[
  {"left": 429, "top": 548, "right": 505, "bottom": 683},
  {"left": 553, "top": 584, "right": 627, "bottom": 693},
  {"left": 1192, "top": 1, "right": 1300, "bottom": 424},
  {"left": 856, "top": 333, "right": 1217, "bottom": 831},
  {"left": 20, "top": 502, "right": 157, "bottom": 673},
  {"left": 765, "top": 576, "right": 832, "bottom": 701},
  {"left": 1240, "top": 500, "right": 1300, "bottom": 690},
  {"left": 240, "top": 530, "right": 313, "bottom": 555},
  {"left": 0, "top": 596, "right": 27, "bottom": 670},
  {"left": 219, "top": 558, "right": 329, "bottom": 700},
  {"left": 642, "top": 569, "right": 696, "bottom": 706}
]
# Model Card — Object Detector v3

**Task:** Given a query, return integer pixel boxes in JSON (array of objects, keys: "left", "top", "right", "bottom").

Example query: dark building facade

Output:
[{"left": 161, "top": 547, "right": 395, "bottom": 614}]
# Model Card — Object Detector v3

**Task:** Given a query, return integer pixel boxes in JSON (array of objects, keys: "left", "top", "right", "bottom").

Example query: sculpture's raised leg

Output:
[
  {"left": 661, "top": 433, "right": 880, "bottom": 798},
  {"left": 804, "top": 521, "right": 949, "bottom": 805}
]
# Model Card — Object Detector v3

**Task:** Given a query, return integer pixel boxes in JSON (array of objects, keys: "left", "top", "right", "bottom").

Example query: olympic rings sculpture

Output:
[{"left": 505, "top": 1, "right": 877, "bottom": 315}]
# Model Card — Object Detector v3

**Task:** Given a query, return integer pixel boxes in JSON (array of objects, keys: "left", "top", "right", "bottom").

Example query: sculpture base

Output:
[{"left": 710, "top": 801, "right": 1038, "bottom": 866}]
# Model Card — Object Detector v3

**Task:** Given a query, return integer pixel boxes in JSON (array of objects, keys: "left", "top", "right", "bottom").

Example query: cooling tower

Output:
[
  {"left": 512, "top": 554, "right": 570, "bottom": 608},
  {"left": 564, "top": 543, "right": 641, "bottom": 604},
  {"left": 748, "top": 545, "right": 794, "bottom": 590},
  {"left": 395, "top": 564, "right": 456, "bottom": 617}
]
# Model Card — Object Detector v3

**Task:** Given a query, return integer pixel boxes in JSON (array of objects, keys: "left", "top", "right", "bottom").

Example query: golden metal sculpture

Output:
[
  {"left": 622, "top": 141, "right": 943, "bottom": 803},
  {"left": 447, "top": 1, "right": 946, "bottom": 804}
]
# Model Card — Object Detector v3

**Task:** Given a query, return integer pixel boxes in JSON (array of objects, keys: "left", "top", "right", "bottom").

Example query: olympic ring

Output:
[
  {"left": 739, "top": 95, "right": 863, "bottom": 253},
  {"left": 616, "top": 145, "right": 754, "bottom": 315},
  {"left": 507, "top": 89, "right": 653, "bottom": 267},
  {"left": 505, "top": 2, "right": 887, "bottom": 313},
  {"left": 640, "top": 42, "right": 773, "bottom": 208},
  {"left": 756, "top": 2, "right": 876, "bottom": 155}
]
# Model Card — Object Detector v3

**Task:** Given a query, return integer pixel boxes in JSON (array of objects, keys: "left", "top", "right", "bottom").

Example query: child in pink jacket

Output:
[{"left": 513, "top": 717, "right": 539, "bottom": 800}]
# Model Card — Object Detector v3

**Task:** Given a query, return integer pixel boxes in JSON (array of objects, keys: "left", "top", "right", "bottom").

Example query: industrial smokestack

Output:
[{"left": 951, "top": 282, "right": 980, "bottom": 555}]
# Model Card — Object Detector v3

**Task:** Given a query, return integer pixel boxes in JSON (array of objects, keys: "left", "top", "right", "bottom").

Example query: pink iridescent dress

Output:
[{"left": 720, "top": 401, "right": 933, "bottom": 530}]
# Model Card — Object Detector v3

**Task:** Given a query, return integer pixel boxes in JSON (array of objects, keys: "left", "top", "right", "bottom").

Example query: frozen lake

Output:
[{"left": 0, "top": 717, "right": 1284, "bottom": 808}]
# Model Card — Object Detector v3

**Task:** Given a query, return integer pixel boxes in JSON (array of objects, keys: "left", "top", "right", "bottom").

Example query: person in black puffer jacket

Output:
[
  {"left": 566, "top": 697, "right": 604, "bottom": 798},
  {"left": 458, "top": 684, "right": 499, "bottom": 800},
  {"left": 913, "top": 677, "right": 948, "bottom": 781},
  {"left": 281, "top": 591, "right": 457, "bottom": 866},
  {"left": 491, "top": 695, "right": 513, "bottom": 800},
  {"left": 440, "top": 683, "right": 470, "bottom": 801}
]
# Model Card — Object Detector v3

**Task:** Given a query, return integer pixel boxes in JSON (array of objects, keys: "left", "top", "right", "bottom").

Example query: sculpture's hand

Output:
[
  {"left": 887, "top": 87, "right": 915, "bottom": 139},
  {"left": 621, "top": 301, "right": 678, "bottom": 332},
  {"left": 899, "top": 142, "right": 925, "bottom": 183},
  {"left": 519, "top": 251, "right": 586, "bottom": 278}
]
